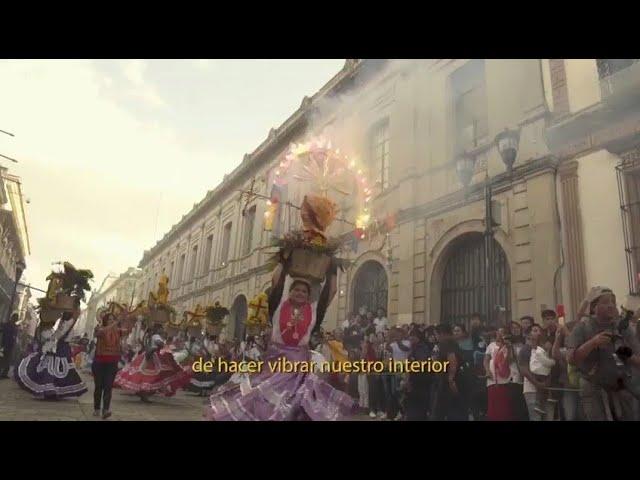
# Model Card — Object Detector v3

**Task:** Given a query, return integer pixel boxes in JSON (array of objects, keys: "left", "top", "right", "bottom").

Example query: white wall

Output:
[
  {"left": 565, "top": 59, "right": 601, "bottom": 113},
  {"left": 577, "top": 149, "right": 628, "bottom": 299}
]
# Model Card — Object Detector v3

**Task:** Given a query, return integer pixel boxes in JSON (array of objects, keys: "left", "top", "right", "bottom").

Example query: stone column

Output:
[
  {"left": 559, "top": 161, "right": 587, "bottom": 318},
  {"left": 413, "top": 218, "right": 427, "bottom": 323}
]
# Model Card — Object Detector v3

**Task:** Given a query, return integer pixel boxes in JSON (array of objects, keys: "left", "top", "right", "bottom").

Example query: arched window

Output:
[
  {"left": 440, "top": 233, "right": 510, "bottom": 329},
  {"left": 230, "top": 295, "right": 248, "bottom": 340},
  {"left": 352, "top": 260, "right": 388, "bottom": 315}
]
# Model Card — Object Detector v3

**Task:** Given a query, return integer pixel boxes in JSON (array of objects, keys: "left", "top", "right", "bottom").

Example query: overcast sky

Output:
[{"left": 0, "top": 59, "right": 344, "bottom": 295}]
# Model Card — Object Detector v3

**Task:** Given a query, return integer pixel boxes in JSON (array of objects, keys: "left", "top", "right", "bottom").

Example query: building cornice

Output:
[
  {"left": 545, "top": 95, "right": 640, "bottom": 159},
  {"left": 398, "top": 156, "right": 559, "bottom": 224},
  {"left": 170, "top": 263, "right": 272, "bottom": 303}
]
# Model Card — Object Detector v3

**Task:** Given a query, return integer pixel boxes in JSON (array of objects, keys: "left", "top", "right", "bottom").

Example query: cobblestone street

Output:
[
  {"left": 0, "top": 371, "right": 212, "bottom": 421},
  {"left": 0, "top": 370, "right": 371, "bottom": 421}
]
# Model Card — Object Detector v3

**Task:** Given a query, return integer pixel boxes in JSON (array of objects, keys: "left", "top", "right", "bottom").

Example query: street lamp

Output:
[
  {"left": 455, "top": 128, "right": 520, "bottom": 327},
  {"left": 5, "top": 259, "right": 26, "bottom": 323},
  {"left": 455, "top": 151, "right": 476, "bottom": 189},
  {"left": 495, "top": 128, "right": 521, "bottom": 173}
]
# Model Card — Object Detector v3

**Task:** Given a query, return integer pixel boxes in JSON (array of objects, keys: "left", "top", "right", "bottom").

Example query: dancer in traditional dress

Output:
[
  {"left": 184, "top": 336, "right": 225, "bottom": 396},
  {"left": 15, "top": 302, "right": 88, "bottom": 399},
  {"left": 114, "top": 323, "right": 191, "bottom": 401},
  {"left": 126, "top": 316, "right": 146, "bottom": 357},
  {"left": 205, "top": 257, "right": 357, "bottom": 421},
  {"left": 170, "top": 336, "right": 192, "bottom": 368}
]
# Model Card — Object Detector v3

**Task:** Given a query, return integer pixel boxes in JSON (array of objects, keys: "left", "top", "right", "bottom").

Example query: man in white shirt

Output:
[
  {"left": 517, "top": 324, "right": 549, "bottom": 420},
  {"left": 374, "top": 308, "right": 389, "bottom": 334}
]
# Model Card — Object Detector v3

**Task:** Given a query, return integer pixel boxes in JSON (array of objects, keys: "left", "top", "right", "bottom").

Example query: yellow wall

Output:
[
  {"left": 577, "top": 149, "right": 628, "bottom": 298},
  {"left": 565, "top": 59, "right": 601, "bottom": 113},
  {"left": 541, "top": 60, "right": 554, "bottom": 111}
]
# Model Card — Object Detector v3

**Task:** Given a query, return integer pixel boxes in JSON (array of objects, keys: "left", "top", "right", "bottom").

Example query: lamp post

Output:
[
  {"left": 5, "top": 259, "right": 26, "bottom": 323},
  {"left": 455, "top": 127, "right": 520, "bottom": 327}
]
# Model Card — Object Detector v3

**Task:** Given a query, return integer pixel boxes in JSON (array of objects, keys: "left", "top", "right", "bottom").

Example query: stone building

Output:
[
  {"left": 0, "top": 167, "right": 30, "bottom": 321},
  {"left": 137, "top": 59, "right": 639, "bottom": 337},
  {"left": 81, "top": 268, "right": 141, "bottom": 336}
]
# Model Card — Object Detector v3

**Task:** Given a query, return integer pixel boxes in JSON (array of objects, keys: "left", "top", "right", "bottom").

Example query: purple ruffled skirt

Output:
[
  {"left": 204, "top": 343, "right": 357, "bottom": 421},
  {"left": 15, "top": 342, "right": 87, "bottom": 399}
]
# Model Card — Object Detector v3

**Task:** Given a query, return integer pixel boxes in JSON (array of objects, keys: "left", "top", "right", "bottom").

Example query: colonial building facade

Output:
[
  {"left": 546, "top": 59, "right": 640, "bottom": 316},
  {"left": 137, "top": 59, "right": 638, "bottom": 338},
  {"left": 0, "top": 167, "right": 30, "bottom": 322}
]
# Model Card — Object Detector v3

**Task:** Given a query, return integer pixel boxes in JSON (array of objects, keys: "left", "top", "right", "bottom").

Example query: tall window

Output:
[
  {"left": 617, "top": 150, "right": 640, "bottom": 295},
  {"left": 270, "top": 184, "right": 286, "bottom": 238},
  {"left": 189, "top": 245, "right": 198, "bottom": 279},
  {"left": 451, "top": 59, "right": 488, "bottom": 153},
  {"left": 202, "top": 234, "right": 213, "bottom": 274},
  {"left": 243, "top": 206, "right": 256, "bottom": 255},
  {"left": 221, "top": 222, "right": 232, "bottom": 264},
  {"left": 369, "top": 119, "right": 390, "bottom": 190},
  {"left": 169, "top": 261, "right": 174, "bottom": 285},
  {"left": 177, "top": 253, "right": 186, "bottom": 284}
]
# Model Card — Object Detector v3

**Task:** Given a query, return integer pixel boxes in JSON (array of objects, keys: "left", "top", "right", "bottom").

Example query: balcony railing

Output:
[
  {"left": 616, "top": 150, "right": 640, "bottom": 296},
  {"left": 597, "top": 59, "right": 640, "bottom": 79},
  {"left": 597, "top": 59, "right": 640, "bottom": 100}
]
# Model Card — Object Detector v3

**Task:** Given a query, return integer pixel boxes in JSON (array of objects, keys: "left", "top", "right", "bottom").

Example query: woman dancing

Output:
[
  {"left": 15, "top": 301, "right": 88, "bottom": 399},
  {"left": 205, "top": 257, "right": 357, "bottom": 421},
  {"left": 114, "top": 323, "right": 191, "bottom": 401}
]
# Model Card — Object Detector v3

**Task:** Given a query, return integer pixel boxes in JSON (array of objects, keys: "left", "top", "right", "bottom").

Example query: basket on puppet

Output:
[
  {"left": 149, "top": 303, "right": 175, "bottom": 328},
  {"left": 37, "top": 262, "right": 93, "bottom": 328},
  {"left": 270, "top": 194, "right": 346, "bottom": 288}
]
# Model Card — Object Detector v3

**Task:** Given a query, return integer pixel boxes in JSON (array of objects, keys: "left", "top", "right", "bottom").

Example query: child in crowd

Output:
[{"left": 529, "top": 338, "right": 555, "bottom": 413}]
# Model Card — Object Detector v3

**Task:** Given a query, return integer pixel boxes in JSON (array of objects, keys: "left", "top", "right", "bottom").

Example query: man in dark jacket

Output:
[{"left": 404, "top": 327, "right": 432, "bottom": 420}]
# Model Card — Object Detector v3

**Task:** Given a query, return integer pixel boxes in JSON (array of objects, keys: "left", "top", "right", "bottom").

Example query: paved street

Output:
[
  {"left": 0, "top": 370, "right": 212, "bottom": 421},
  {"left": 0, "top": 369, "right": 372, "bottom": 421}
]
